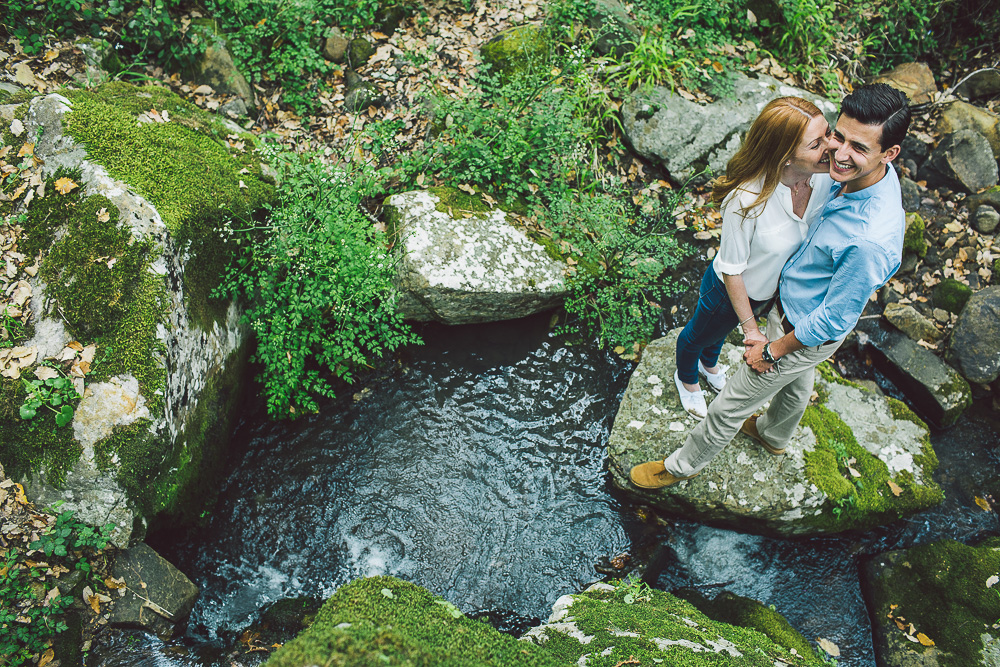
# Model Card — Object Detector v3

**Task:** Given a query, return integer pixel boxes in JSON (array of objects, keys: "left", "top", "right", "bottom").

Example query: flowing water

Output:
[{"left": 89, "top": 285, "right": 999, "bottom": 667}]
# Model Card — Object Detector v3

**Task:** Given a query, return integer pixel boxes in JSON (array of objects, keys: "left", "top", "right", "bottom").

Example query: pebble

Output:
[{"left": 933, "top": 308, "right": 950, "bottom": 322}]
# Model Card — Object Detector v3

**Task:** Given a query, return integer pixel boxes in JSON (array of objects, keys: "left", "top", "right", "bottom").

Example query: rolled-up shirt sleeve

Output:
[
  {"left": 714, "top": 190, "right": 758, "bottom": 276},
  {"left": 792, "top": 238, "right": 897, "bottom": 346}
]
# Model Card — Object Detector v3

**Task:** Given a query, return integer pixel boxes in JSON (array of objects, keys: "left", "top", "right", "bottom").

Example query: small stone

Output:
[
  {"left": 973, "top": 205, "right": 1000, "bottom": 234},
  {"left": 346, "top": 38, "right": 374, "bottom": 68},
  {"left": 932, "top": 308, "right": 950, "bottom": 323},
  {"left": 884, "top": 303, "right": 943, "bottom": 343},
  {"left": 323, "top": 28, "right": 349, "bottom": 63}
]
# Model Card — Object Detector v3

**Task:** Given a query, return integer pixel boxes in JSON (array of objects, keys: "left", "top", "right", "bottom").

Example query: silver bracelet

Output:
[{"left": 738, "top": 314, "right": 755, "bottom": 327}]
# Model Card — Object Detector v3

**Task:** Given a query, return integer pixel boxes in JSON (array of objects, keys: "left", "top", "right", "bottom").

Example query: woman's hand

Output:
[
  {"left": 743, "top": 338, "right": 775, "bottom": 374},
  {"left": 742, "top": 327, "right": 767, "bottom": 351}
]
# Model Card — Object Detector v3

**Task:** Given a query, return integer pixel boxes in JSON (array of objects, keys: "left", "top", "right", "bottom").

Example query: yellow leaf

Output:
[
  {"left": 54, "top": 177, "right": 78, "bottom": 195},
  {"left": 975, "top": 496, "right": 992, "bottom": 511},
  {"left": 38, "top": 648, "right": 55, "bottom": 667},
  {"left": 916, "top": 632, "right": 935, "bottom": 646},
  {"left": 712, "top": 61, "right": 724, "bottom": 73},
  {"left": 887, "top": 480, "right": 903, "bottom": 497},
  {"left": 43, "top": 49, "right": 59, "bottom": 62},
  {"left": 17, "top": 143, "right": 34, "bottom": 158}
]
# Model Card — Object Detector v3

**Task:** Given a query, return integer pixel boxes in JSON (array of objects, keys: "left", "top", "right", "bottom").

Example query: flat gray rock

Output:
[
  {"left": 107, "top": 543, "right": 199, "bottom": 639},
  {"left": 947, "top": 285, "right": 1000, "bottom": 385}
]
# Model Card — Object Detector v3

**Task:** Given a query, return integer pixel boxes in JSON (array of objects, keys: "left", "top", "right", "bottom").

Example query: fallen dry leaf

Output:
[
  {"left": 887, "top": 480, "right": 903, "bottom": 497},
  {"left": 54, "top": 176, "right": 78, "bottom": 195},
  {"left": 916, "top": 632, "right": 935, "bottom": 646},
  {"left": 193, "top": 84, "right": 214, "bottom": 95},
  {"left": 97, "top": 207, "right": 110, "bottom": 223},
  {"left": 816, "top": 637, "right": 840, "bottom": 657},
  {"left": 38, "top": 648, "right": 55, "bottom": 667},
  {"left": 975, "top": 496, "right": 992, "bottom": 512},
  {"left": 33, "top": 366, "right": 59, "bottom": 381}
]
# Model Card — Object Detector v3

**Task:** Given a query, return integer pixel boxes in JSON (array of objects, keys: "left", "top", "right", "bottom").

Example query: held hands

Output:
[
  {"left": 743, "top": 338, "right": 775, "bottom": 374},
  {"left": 741, "top": 327, "right": 767, "bottom": 351}
]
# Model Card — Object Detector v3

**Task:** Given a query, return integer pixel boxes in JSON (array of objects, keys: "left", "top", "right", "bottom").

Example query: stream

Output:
[{"left": 88, "top": 292, "right": 1000, "bottom": 667}]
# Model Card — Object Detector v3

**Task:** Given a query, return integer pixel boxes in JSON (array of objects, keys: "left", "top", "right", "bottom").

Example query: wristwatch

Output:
[{"left": 761, "top": 342, "right": 776, "bottom": 364}]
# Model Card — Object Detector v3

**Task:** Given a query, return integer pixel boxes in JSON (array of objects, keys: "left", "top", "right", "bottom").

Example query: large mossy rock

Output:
[
  {"left": 263, "top": 576, "right": 564, "bottom": 667},
  {"left": 521, "top": 582, "right": 823, "bottom": 666},
  {"left": 862, "top": 539, "right": 1000, "bottom": 667},
  {"left": 607, "top": 330, "right": 943, "bottom": 537},
  {"left": 384, "top": 188, "right": 569, "bottom": 325},
  {"left": 621, "top": 73, "right": 838, "bottom": 184},
  {"left": 0, "top": 84, "right": 274, "bottom": 545}
]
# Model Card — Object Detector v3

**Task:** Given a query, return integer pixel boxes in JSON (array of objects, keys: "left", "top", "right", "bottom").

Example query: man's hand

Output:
[
  {"left": 743, "top": 339, "right": 775, "bottom": 374},
  {"left": 742, "top": 328, "right": 767, "bottom": 351}
]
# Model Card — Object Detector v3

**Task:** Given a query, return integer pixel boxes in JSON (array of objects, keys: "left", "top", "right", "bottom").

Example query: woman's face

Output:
[{"left": 786, "top": 115, "right": 831, "bottom": 174}]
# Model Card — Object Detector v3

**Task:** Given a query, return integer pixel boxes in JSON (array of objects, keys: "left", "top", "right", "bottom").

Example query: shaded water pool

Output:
[{"left": 90, "top": 308, "right": 999, "bottom": 667}]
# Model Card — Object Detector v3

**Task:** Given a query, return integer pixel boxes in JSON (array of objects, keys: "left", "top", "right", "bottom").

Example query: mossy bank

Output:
[
  {"left": 0, "top": 83, "right": 275, "bottom": 544},
  {"left": 264, "top": 576, "right": 824, "bottom": 666}
]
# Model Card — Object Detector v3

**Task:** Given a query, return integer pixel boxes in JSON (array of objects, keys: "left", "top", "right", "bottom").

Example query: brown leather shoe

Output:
[
  {"left": 629, "top": 460, "right": 698, "bottom": 489},
  {"left": 740, "top": 415, "right": 785, "bottom": 455}
]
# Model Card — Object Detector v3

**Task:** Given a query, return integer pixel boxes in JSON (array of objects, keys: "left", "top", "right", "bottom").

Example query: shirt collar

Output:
[{"left": 837, "top": 165, "right": 895, "bottom": 200}]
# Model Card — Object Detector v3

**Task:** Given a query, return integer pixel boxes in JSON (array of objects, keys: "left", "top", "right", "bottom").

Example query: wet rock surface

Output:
[
  {"left": 607, "top": 329, "right": 942, "bottom": 536},
  {"left": 107, "top": 543, "right": 199, "bottom": 639},
  {"left": 947, "top": 285, "right": 1000, "bottom": 384}
]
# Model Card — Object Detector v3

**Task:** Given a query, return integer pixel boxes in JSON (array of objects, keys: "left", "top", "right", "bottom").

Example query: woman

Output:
[{"left": 675, "top": 96, "right": 832, "bottom": 419}]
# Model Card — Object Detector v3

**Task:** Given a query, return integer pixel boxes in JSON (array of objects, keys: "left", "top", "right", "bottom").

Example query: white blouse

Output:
[{"left": 712, "top": 173, "right": 831, "bottom": 301}]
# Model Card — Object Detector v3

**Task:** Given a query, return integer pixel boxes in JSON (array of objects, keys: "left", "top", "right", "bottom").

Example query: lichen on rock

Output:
[{"left": 607, "top": 329, "right": 942, "bottom": 536}]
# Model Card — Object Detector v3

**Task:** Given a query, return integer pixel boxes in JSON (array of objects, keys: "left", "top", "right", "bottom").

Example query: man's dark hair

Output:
[{"left": 840, "top": 83, "right": 911, "bottom": 150}]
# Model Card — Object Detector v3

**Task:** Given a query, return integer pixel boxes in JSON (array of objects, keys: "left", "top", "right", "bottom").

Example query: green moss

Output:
[
  {"left": 903, "top": 212, "right": 928, "bottom": 257},
  {"left": 539, "top": 584, "right": 821, "bottom": 666},
  {"left": 62, "top": 82, "right": 275, "bottom": 330},
  {"left": 800, "top": 403, "right": 943, "bottom": 532},
  {"left": 92, "top": 341, "right": 248, "bottom": 524},
  {"left": 428, "top": 186, "right": 493, "bottom": 216},
  {"left": 265, "top": 576, "right": 564, "bottom": 667},
  {"left": 815, "top": 361, "right": 865, "bottom": 391},
  {"left": 868, "top": 540, "right": 1000, "bottom": 667},
  {"left": 674, "top": 588, "right": 816, "bottom": 659},
  {"left": 933, "top": 278, "right": 972, "bottom": 315},
  {"left": 0, "top": 377, "right": 82, "bottom": 488},
  {"left": 480, "top": 25, "right": 552, "bottom": 82}
]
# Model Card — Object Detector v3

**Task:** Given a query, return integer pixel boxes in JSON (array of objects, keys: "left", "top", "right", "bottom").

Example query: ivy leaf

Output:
[{"left": 54, "top": 177, "right": 78, "bottom": 195}]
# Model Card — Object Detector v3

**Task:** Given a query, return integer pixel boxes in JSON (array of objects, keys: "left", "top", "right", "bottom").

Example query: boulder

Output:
[
  {"left": 900, "top": 176, "right": 921, "bottom": 212},
  {"left": 346, "top": 37, "right": 374, "bottom": 68},
  {"left": 872, "top": 62, "right": 938, "bottom": 105},
  {"left": 385, "top": 188, "right": 569, "bottom": 325},
  {"left": 521, "top": 582, "right": 823, "bottom": 665},
  {"left": 935, "top": 101, "right": 1000, "bottom": 159},
  {"left": 919, "top": 129, "right": 999, "bottom": 194},
  {"left": 955, "top": 69, "right": 1000, "bottom": 100},
  {"left": 622, "top": 73, "right": 838, "bottom": 184},
  {"left": 900, "top": 135, "right": 931, "bottom": 167},
  {"left": 323, "top": 27, "right": 349, "bottom": 63},
  {"left": 2, "top": 85, "right": 273, "bottom": 546},
  {"left": 585, "top": 0, "right": 641, "bottom": 57},
  {"left": 607, "top": 330, "right": 942, "bottom": 536},
  {"left": 344, "top": 70, "right": 381, "bottom": 111},
  {"left": 975, "top": 204, "right": 1000, "bottom": 234},
  {"left": 862, "top": 539, "right": 1000, "bottom": 667},
  {"left": 106, "top": 543, "right": 198, "bottom": 639},
  {"left": 933, "top": 277, "right": 972, "bottom": 314},
  {"left": 884, "top": 303, "right": 943, "bottom": 343},
  {"left": 373, "top": 4, "right": 410, "bottom": 34},
  {"left": 966, "top": 185, "right": 1000, "bottom": 218},
  {"left": 480, "top": 24, "right": 550, "bottom": 81},
  {"left": 186, "top": 19, "right": 254, "bottom": 105},
  {"left": 856, "top": 322, "right": 971, "bottom": 427},
  {"left": 903, "top": 212, "right": 928, "bottom": 257},
  {"left": 947, "top": 285, "right": 1000, "bottom": 384}
]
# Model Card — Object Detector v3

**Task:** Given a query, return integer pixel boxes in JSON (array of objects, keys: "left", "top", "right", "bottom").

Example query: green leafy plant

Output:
[
  {"left": 616, "top": 574, "right": 653, "bottom": 605},
  {"left": 0, "top": 306, "right": 26, "bottom": 348},
  {"left": 19, "top": 369, "right": 81, "bottom": 427},
  {"left": 550, "top": 188, "right": 688, "bottom": 351},
  {"left": 216, "top": 141, "right": 420, "bottom": 417},
  {"left": 1, "top": 509, "right": 113, "bottom": 666}
]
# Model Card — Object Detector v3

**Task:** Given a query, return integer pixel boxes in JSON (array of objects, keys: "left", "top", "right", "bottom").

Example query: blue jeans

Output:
[{"left": 675, "top": 266, "right": 769, "bottom": 385}]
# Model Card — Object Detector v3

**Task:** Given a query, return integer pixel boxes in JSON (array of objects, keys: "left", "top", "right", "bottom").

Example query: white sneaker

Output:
[
  {"left": 674, "top": 370, "right": 707, "bottom": 420},
  {"left": 698, "top": 360, "right": 729, "bottom": 393}
]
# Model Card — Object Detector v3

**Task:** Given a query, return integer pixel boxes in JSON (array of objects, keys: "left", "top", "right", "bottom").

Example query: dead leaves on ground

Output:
[{"left": 887, "top": 604, "right": 936, "bottom": 647}]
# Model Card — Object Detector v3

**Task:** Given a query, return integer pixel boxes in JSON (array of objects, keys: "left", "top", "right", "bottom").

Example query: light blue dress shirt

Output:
[{"left": 778, "top": 166, "right": 904, "bottom": 347}]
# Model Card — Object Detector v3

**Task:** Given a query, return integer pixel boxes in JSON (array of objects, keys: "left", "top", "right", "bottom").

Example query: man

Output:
[{"left": 630, "top": 83, "right": 911, "bottom": 489}]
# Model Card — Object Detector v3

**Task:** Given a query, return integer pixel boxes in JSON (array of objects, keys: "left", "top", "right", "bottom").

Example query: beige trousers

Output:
[{"left": 665, "top": 306, "right": 843, "bottom": 478}]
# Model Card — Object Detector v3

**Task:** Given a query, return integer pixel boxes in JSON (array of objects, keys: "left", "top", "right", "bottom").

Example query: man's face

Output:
[{"left": 827, "top": 115, "right": 900, "bottom": 192}]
